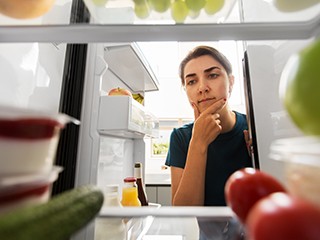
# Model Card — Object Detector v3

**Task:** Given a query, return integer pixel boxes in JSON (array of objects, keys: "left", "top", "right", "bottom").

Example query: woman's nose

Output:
[{"left": 198, "top": 81, "right": 209, "bottom": 94}]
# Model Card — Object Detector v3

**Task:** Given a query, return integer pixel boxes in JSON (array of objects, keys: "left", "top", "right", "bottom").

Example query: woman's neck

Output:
[{"left": 219, "top": 107, "right": 236, "bottom": 133}]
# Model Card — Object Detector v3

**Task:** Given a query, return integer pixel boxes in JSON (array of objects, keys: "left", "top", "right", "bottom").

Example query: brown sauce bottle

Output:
[{"left": 134, "top": 162, "right": 149, "bottom": 206}]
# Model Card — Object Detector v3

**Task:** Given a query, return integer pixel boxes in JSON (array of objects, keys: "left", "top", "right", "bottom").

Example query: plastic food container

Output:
[
  {"left": 0, "top": 105, "right": 79, "bottom": 175},
  {"left": 270, "top": 136, "right": 320, "bottom": 208},
  {"left": 0, "top": 166, "right": 63, "bottom": 214}
]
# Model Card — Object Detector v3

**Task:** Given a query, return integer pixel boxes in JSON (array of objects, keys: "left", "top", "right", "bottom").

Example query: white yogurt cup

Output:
[
  {"left": 0, "top": 166, "right": 63, "bottom": 214},
  {"left": 0, "top": 105, "right": 79, "bottom": 175}
]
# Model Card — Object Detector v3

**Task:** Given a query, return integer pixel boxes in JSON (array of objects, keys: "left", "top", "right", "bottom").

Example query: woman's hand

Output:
[
  {"left": 243, "top": 129, "right": 253, "bottom": 156},
  {"left": 191, "top": 98, "right": 226, "bottom": 146}
]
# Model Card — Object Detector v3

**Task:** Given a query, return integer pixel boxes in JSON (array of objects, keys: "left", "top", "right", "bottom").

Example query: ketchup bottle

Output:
[{"left": 134, "top": 162, "right": 149, "bottom": 206}]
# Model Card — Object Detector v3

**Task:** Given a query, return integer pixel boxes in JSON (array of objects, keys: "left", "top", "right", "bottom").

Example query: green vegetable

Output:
[{"left": 0, "top": 185, "right": 104, "bottom": 240}]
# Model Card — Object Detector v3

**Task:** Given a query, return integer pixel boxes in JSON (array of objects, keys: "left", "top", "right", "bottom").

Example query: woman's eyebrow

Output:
[
  {"left": 204, "top": 66, "right": 221, "bottom": 73},
  {"left": 184, "top": 66, "right": 221, "bottom": 79},
  {"left": 185, "top": 73, "right": 196, "bottom": 79}
]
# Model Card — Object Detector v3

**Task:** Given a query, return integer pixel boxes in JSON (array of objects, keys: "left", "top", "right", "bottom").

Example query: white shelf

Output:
[
  {"left": 99, "top": 206, "right": 234, "bottom": 218},
  {"left": 104, "top": 43, "right": 159, "bottom": 92},
  {"left": 0, "top": 19, "right": 319, "bottom": 43}
]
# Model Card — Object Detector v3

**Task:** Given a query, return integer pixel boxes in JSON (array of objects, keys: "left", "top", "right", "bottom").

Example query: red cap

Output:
[{"left": 124, "top": 177, "right": 137, "bottom": 183}]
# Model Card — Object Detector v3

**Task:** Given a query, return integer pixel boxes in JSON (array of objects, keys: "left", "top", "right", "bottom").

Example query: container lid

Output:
[
  {"left": 105, "top": 184, "right": 119, "bottom": 193},
  {"left": 0, "top": 104, "right": 80, "bottom": 126},
  {"left": 124, "top": 177, "right": 137, "bottom": 183},
  {"left": 0, "top": 166, "right": 63, "bottom": 196},
  {"left": 270, "top": 136, "right": 320, "bottom": 167}
]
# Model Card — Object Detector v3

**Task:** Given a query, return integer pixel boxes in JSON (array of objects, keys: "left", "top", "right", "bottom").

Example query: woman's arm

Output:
[
  {"left": 171, "top": 139, "right": 208, "bottom": 206},
  {"left": 171, "top": 98, "right": 226, "bottom": 206}
]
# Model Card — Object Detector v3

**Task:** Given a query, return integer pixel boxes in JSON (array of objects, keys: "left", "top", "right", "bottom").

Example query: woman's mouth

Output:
[{"left": 198, "top": 97, "right": 216, "bottom": 104}]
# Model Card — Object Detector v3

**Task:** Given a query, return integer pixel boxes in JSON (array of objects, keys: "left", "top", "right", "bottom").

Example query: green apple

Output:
[
  {"left": 171, "top": 0, "right": 189, "bottom": 23},
  {"left": 204, "top": 0, "right": 225, "bottom": 15},
  {"left": 280, "top": 38, "right": 320, "bottom": 136}
]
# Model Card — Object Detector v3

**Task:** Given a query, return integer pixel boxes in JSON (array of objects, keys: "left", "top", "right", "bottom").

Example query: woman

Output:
[{"left": 165, "top": 46, "right": 253, "bottom": 206}]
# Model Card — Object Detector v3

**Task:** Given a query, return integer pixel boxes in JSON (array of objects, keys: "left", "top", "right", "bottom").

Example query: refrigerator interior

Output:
[{"left": 75, "top": 42, "right": 159, "bottom": 191}]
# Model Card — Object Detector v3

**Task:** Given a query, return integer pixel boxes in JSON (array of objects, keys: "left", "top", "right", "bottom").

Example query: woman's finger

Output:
[
  {"left": 243, "top": 130, "right": 253, "bottom": 156},
  {"left": 191, "top": 102, "right": 200, "bottom": 119},
  {"left": 202, "top": 98, "right": 226, "bottom": 116}
]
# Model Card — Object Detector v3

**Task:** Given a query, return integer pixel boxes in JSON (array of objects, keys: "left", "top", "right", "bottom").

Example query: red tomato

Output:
[
  {"left": 224, "top": 168, "right": 286, "bottom": 223},
  {"left": 246, "top": 192, "right": 320, "bottom": 240}
]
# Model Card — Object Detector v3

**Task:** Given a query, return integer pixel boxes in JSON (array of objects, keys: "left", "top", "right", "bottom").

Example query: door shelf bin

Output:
[{"left": 98, "top": 96, "right": 159, "bottom": 139}]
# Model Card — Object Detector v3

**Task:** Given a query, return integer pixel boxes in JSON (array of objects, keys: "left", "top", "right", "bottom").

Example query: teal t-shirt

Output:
[{"left": 165, "top": 111, "right": 253, "bottom": 206}]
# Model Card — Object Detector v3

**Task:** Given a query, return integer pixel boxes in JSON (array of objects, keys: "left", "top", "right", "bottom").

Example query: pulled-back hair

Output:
[{"left": 179, "top": 45, "right": 232, "bottom": 86}]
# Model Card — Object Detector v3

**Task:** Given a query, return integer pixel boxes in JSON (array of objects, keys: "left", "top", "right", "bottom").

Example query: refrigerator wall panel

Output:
[
  {"left": 74, "top": 43, "right": 158, "bottom": 240},
  {"left": 0, "top": 43, "right": 67, "bottom": 112}
]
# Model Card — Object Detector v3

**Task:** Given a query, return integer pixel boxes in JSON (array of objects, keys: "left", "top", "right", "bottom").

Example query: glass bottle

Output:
[
  {"left": 103, "top": 184, "right": 122, "bottom": 207},
  {"left": 121, "top": 177, "right": 141, "bottom": 207},
  {"left": 95, "top": 184, "right": 126, "bottom": 240},
  {"left": 134, "top": 162, "right": 149, "bottom": 206}
]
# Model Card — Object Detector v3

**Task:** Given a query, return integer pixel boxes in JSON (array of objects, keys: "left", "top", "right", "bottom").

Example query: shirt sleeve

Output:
[{"left": 165, "top": 128, "right": 188, "bottom": 169}]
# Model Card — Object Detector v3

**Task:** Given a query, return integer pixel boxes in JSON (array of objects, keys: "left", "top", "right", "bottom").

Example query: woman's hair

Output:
[{"left": 179, "top": 45, "right": 233, "bottom": 86}]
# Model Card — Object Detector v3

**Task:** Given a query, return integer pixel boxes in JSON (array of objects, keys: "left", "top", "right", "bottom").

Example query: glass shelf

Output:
[
  {"left": 97, "top": 206, "right": 244, "bottom": 240},
  {"left": 0, "top": 0, "right": 319, "bottom": 43}
]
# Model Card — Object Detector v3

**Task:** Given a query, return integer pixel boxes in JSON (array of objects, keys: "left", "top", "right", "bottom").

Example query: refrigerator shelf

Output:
[
  {"left": 104, "top": 43, "right": 159, "bottom": 93},
  {"left": 97, "top": 95, "right": 159, "bottom": 139},
  {"left": 99, "top": 206, "right": 233, "bottom": 219},
  {"left": 0, "top": 1, "right": 320, "bottom": 42},
  {"left": 97, "top": 206, "right": 242, "bottom": 239}
]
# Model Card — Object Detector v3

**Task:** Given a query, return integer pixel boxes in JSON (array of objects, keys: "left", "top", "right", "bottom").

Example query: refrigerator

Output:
[{"left": 0, "top": 0, "right": 320, "bottom": 239}]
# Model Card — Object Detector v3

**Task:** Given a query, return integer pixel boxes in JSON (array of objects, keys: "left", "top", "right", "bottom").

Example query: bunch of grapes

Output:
[{"left": 133, "top": 0, "right": 225, "bottom": 23}]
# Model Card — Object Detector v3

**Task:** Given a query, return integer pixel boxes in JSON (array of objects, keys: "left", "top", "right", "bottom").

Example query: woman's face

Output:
[{"left": 183, "top": 55, "right": 234, "bottom": 114}]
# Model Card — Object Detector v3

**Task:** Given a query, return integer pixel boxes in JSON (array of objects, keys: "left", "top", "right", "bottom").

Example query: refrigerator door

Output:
[{"left": 243, "top": 39, "right": 314, "bottom": 183}]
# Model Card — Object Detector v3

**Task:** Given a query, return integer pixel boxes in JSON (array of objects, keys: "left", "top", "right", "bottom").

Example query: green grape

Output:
[
  {"left": 92, "top": 0, "right": 108, "bottom": 7},
  {"left": 134, "top": 3, "right": 151, "bottom": 19},
  {"left": 185, "top": 0, "right": 206, "bottom": 12},
  {"left": 204, "top": 0, "right": 224, "bottom": 15},
  {"left": 133, "top": 0, "right": 146, "bottom": 5},
  {"left": 171, "top": 0, "right": 189, "bottom": 23},
  {"left": 149, "top": 0, "right": 171, "bottom": 13},
  {"left": 188, "top": 9, "right": 200, "bottom": 19}
]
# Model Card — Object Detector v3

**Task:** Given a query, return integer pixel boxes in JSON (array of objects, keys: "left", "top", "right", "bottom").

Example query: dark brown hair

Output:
[{"left": 179, "top": 45, "right": 232, "bottom": 86}]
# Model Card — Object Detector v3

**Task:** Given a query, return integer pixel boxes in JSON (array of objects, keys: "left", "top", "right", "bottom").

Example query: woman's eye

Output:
[
  {"left": 187, "top": 80, "right": 196, "bottom": 85},
  {"left": 208, "top": 73, "right": 219, "bottom": 79}
]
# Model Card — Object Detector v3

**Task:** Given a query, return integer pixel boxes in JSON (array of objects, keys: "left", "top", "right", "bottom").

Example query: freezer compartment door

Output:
[{"left": 98, "top": 95, "right": 159, "bottom": 138}]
